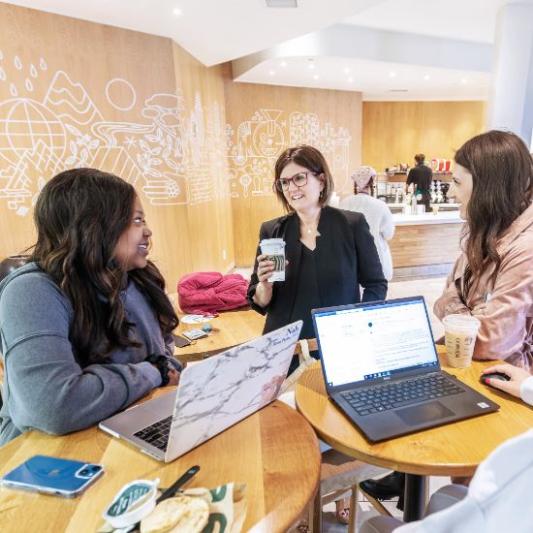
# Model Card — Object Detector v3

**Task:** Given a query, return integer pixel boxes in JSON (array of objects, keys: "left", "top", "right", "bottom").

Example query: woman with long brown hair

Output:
[
  {"left": 361, "top": 130, "right": 533, "bottom": 504},
  {"left": 0, "top": 168, "right": 180, "bottom": 445},
  {"left": 434, "top": 129, "right": 533, "bottom": 369}
]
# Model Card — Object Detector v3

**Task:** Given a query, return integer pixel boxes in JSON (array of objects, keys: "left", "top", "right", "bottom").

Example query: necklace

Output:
[{"left": 300, "top": 214, "right": 321, "bottom": 237}]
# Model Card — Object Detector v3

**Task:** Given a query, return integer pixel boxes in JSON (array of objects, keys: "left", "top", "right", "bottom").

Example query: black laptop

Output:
[{"left": 312, "top": 296, "right": 499, "bottom": 442}]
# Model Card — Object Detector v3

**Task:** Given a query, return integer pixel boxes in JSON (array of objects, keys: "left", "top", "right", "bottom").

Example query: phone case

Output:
[
  {"left": 1, "top": 455, "right": 104, "bottom": 497},
  {"left": 182, "top": 329, "right": 208, "bottom": 340}
]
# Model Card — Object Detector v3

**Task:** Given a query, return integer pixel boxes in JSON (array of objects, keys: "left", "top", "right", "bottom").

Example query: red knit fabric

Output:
[{"left": 177, "top": 272, "right": 249, "bottom": 313}]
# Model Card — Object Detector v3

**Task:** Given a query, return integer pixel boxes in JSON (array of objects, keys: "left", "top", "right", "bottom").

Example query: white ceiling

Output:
[
  {"left": 2, "top": 0, "right": 383, "bottom": 65},
  {"left": 1, "top": 0, "right": 519, "bottom": 100},
  {"left": 343, "top": 0, "right": 508, "bottom": 44},
  {"left": 238, "top": 56, "right": 491, "bottom": 101}
]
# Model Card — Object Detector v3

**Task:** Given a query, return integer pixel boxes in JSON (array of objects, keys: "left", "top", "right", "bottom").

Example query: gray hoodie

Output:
[{"left": 0, "top": 263, "right": 178, "bottom": 446}]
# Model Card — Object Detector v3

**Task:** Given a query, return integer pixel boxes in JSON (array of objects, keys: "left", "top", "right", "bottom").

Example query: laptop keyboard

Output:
[
  {"left": 133, "top": 416, "right": 172, "bottom": 450},
  {"left": 342, "top": 374, "right": 464, "bottom": 416}
]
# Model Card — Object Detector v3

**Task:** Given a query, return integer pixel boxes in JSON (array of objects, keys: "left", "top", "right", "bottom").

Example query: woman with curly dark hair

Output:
[{"left": 0, "top": 168, "right": 180, "bottom": 445}]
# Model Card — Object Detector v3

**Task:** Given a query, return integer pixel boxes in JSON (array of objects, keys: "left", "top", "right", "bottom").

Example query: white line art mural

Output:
[
  {"left": 226, "top": 108, "right": 352, "bottom": 198},
  {"left": 0, "top": 52, "right": 354, "bottom": 216},
  {"left": 105, "top": 78, "right": 137, "bottom": 112}
]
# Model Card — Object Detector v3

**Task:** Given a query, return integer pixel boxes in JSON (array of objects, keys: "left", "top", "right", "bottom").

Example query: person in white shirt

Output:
[
  {"left": 361, "top": 429, "right": 533, "bottom": 532},
  {"left": 340, "top": 166, "right": 395, "bottom": 280}
]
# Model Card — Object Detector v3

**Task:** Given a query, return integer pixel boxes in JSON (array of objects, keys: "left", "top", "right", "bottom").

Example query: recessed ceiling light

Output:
[
  {"left": 389, "top": 71, "right": 396, "bottom": 78},
  {"left": 313, "top": 74, "right": 319, "bottom": 80},
  {"left": 460, "top": 78, "right": 468, "bottom": 84},
  {"left": 343, "top": 67, "right": 350, "bottom": 74},
  {"left": 173, "top": 7, "right": 182, "bottom": 16},
  {"left": 348, "top": 77, "right": 354, "bottom": 83},
  {"left": 269, "top": 69, "right": 276, "bottom": 76},
  {"left": 280, "top": 60, "right": 287, "bottom": 68},
  {"left": 308, "top": 63, "right": 315, "bottom": 70},
  {"left": 423, "top": 74, "right": 430, "bottom": 81}
]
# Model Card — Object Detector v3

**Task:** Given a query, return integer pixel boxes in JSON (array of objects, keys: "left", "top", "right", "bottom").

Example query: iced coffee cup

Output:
[
  {"left": 260, "top": 238, "right": 286, "bottom": 282},
  {"left": 442, "top": 314, "right": 481, "bottom": 368}
]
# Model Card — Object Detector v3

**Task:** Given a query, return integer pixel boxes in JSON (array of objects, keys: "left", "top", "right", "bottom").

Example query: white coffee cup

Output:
[
  {"left": 260, "top": 238, "right": 286, "bottom": 282},
  {"left": 442, "top": 314, "right": 481, "bottom": 368}
]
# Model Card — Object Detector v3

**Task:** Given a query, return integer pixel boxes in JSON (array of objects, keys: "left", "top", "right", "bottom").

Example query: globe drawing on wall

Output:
[{"left": 0, "top": 98, "right": 66, "bottom": 166}]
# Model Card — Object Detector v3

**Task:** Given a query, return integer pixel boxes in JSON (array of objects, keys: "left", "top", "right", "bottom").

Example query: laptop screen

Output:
[{"left": 313, "top": 298, "right": 438, "bottom": 388}]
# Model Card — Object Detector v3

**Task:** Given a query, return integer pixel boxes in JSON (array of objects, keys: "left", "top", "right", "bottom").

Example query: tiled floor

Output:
[{"left": 236, "top": 268, "right": 451, "bottom": 531}]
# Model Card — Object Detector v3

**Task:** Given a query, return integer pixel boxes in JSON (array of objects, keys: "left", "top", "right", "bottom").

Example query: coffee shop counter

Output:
[
  {"left": 392, "top": 210, "right": 462, "bottom": 226},
  {"left": 389, "top": 210, "right": 464, "bottom": 271}
]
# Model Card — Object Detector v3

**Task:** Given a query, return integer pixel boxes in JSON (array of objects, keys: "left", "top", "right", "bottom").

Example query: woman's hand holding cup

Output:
[{"left": 256, "top": 254, "right": 276, "bottom": 284}]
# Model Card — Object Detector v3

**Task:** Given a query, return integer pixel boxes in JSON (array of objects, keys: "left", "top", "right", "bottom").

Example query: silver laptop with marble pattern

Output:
[{"left": 99, "top": 321, "right": 303, "bottom": 462}]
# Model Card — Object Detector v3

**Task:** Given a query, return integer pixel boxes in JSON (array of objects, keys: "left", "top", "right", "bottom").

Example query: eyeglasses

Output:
[{"left": 275, "top": 171, "right": 314, "bottom": 192}]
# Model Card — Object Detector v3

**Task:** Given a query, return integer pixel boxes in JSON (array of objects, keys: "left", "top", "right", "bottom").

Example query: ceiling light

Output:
[
  {"left": 460, "top": 78, "right": 468, "bottom": 84},
  {"left": 173, "top": 7, "right": 182, "bottom": 16},
  {"left": 280, "top": 60, "right": 287, "bottom": 68},
  {"left": 423, "top": 74, "right": 430, "bottom": 81},
  {"left": 389, "top": 71, "right": 396, "bottom": 78},
  {"left": 308, "top": 62, "right": 315, "bottom": 70},
  {"left": 348, "top": 77, "right": 354, "bottom": 83},
  {"left": 269, "top": 70, "right": 276, "bottom": 76},
  {"left": 343, "top": 67, "right": 350, "bottom": 74},
  {"left": 313, "top": 74, "right": 319, "bottom": 80},
  {"left": 265, "top": 0, "right": 297, "bottom": 7}
]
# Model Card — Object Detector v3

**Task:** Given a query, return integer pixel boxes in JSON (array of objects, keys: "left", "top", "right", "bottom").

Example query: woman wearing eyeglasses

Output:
[
  {"left": 247, "top": 144, "right": 387, "bottom": 526},
  {"left": 248, "top": 145, "right": 387, "bottom": 366}
]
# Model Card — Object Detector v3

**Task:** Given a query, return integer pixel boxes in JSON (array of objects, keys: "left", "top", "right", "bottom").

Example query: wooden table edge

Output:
[{"left": 294, "top": 357, "right": 504, "bottom": 477}]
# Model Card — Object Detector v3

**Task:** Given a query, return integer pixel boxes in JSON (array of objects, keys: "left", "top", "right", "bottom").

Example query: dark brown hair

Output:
[
  {"left": 456, "top": 130, "right": 533, "bottom": 301},
  {"left": 273, "top": 145, "right": 334, "bottom": 212},
  {"left": 414, "top": 153, "right": 425, "bottom": 165},
  {"left": 30, "top": 168, "right": 178, "bottom": 365}
]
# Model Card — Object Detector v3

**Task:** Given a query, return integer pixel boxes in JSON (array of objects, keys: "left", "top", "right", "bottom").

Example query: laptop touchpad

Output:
[{"left": 395, "top": 401, "right": 454, "bottom": 426}]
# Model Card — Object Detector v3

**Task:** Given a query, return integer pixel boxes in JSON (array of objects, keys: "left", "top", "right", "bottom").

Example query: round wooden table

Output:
[
  {"left": 295, "top": 346, "right": 533, "bottom": 521},
  {"left": 0, "top": 400, "right": 320, "bottom": 532},
  {"left": 174, "top": 309, "right": 265, "bottom": 361}
]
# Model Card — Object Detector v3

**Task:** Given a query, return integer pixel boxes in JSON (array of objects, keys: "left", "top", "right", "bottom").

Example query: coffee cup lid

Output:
[
  {"left": 443, "top": 314, "right": 480, "bottom": 330},
  {"left": 260, "top": 238, "right": 285, "bottom": 245}
]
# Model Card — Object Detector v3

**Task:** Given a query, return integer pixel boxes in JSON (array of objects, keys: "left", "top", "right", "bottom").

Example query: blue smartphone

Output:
[{"left": 1, "top": 455, "right": 104, "bottom": 497}]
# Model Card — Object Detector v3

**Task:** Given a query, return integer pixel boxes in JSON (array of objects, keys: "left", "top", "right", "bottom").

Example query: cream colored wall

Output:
[
  {"left": 0, "top": 3, "right": 233, "bottom": 289},
  {"left": 362, "top": 101, "right": 487, "bottom": 171},
  {"left": 224, "top": 70, "right": 363, "bottom": 266}
]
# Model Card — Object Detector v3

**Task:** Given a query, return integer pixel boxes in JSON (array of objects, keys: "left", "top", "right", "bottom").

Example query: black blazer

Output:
[{"left": 247, "top": 206, "right": 387, "bottom": 334}]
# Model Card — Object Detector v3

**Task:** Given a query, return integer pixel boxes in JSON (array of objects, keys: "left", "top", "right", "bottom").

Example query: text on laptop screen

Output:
[{"left": 314, "top": 299, "right": 438, "bottom": 387}]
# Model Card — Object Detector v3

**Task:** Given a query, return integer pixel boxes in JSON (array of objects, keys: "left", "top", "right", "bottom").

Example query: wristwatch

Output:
[{"left": 146, "top": 354, "right": 171, "bottom": 386}]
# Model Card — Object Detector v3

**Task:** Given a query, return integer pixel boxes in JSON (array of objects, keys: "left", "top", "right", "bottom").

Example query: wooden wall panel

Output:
[
  {"left": 224, "top": 70, "right": 363, "bottom": 266},
  {"left": 0, "top": 3, "right": 233, "bottom": 290},
  {"left": 362, "top": 101, "right": 486, "bottom": 172},
  {"left": 171, "top": 44, "right": 234, "bottom": 276}
]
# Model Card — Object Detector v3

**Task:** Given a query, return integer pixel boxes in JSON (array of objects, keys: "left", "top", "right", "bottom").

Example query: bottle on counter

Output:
[{"left": 411, "top": 189, "right": 418, "bottom": 213}]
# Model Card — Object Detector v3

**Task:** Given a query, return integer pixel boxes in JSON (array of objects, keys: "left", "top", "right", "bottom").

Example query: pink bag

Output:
[{"left": 177, "top": 272, "right": 249, "bottom": 314}]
